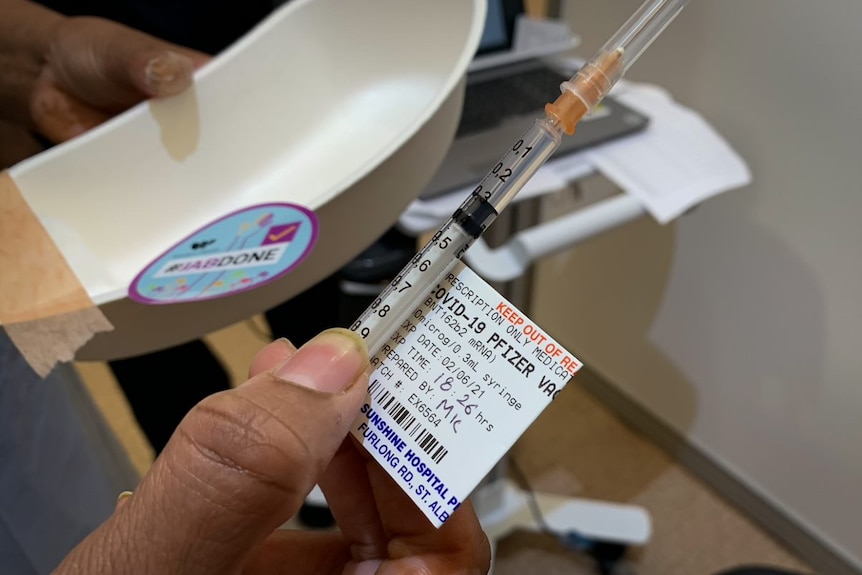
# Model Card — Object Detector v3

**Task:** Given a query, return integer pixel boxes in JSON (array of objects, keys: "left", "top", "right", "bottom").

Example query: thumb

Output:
[{"left": 58, "top": 330, "right": 369, "bottom": 575}]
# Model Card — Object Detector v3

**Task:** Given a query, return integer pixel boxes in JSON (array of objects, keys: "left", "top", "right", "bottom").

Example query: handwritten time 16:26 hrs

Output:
[{"left": 409, "top": 374, "right": 493, "bottom": 434}]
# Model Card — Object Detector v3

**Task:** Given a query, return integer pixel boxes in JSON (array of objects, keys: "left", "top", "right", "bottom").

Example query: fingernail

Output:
[
  {"left": 273, "top": 328, "right": 367, "bottom": 393},
  {"left": 273, "top": 337, "right": 294, "bottom": 349},
  {"left": 117, "top": 490, "right": 133, "bottom": 503},
  {"left": 145, "top": 51, "right": 194, "bottom": 96}
]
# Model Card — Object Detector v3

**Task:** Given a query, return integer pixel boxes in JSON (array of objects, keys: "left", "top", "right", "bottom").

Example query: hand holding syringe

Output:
[{"left": 350, "top": 0, "right": 690, "bottom": 355}]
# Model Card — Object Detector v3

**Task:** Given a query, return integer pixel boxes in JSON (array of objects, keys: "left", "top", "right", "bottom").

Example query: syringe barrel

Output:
[
  {"left": 350, "top": 118, "right": 562, "bottom": 355},
  {"left": 351, "top": 219, "right": 472, "bottom": 356},
  {"left": 467, "top": 116, "right": 562, "bottom": 215},
  {"left": 349, "top": 0, "right": 690, "bottom": 363},
  {"left": 600, "top": 0, "right": 690, "bottom": 76}
]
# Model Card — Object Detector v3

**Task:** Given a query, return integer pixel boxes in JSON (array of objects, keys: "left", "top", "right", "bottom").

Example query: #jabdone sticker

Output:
[{"left": 129, "top": 203, "right": 318, "bottom": 304}]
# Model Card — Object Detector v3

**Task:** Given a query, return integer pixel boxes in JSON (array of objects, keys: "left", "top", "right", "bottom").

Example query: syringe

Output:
[{"left": 350, "top": 0, "right": 690, "bottom": 355}]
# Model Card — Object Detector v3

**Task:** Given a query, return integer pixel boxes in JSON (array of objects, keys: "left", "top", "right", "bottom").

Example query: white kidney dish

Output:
[{"left": 9, "top": 0, "right": 485, "bottom": 360}]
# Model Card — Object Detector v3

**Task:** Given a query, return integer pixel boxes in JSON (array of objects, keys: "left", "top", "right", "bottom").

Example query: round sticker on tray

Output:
[{"left": 129, "top": 203, "right": 318, "bottom": 304}]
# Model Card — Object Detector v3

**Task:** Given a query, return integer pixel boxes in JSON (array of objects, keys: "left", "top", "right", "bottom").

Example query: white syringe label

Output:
[{"left": 349, "top": 262, "right": 582, "bottom": 527}]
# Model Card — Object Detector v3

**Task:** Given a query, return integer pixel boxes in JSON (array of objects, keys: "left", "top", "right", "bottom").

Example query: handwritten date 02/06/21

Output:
[{"left": 409, "top": 374, "right": 492, "bottom": 434}]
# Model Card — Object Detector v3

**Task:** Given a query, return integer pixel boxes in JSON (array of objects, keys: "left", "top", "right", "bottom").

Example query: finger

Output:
[
  {"left": 29, "top": 68, "right": 111, "bottom": 143},
  {"left": 242, "top": 530, "right": 350, "bottom": 575},
  {"left": 127, "top": 46, "right": 209, "bottom": 98},
  {"left": 248, "top": 337, "right": 297, "bottom": 379},
  {"left": 46, "top": 16, "right": 210, "bottom": 113},
  {"left": 58, "top": 329, "right": 370, "bottom": 575},
  {"left": 368, "top": 464, "right": 490, "bottom": 571},
  {"left": 317, "top": 440, "right": 389, "bottom": 561}
]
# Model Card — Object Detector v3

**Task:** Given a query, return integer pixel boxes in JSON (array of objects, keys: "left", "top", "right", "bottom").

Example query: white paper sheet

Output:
[{"left": 585, "top": 83, "right": 752, "bottom": 224}]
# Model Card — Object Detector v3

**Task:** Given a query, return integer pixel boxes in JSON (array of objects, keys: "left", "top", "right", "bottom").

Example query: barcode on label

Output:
[{"left": 366, "top": 379, "right": 449, "bottom": 464}]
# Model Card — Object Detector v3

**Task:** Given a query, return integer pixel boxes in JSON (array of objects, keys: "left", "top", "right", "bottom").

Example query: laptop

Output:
[{"left": 420, "top": 0, "right": 649, "bottom": 199}]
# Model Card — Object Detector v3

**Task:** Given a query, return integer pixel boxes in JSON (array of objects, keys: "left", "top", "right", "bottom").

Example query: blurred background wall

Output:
[{"left": 529, "top": 0, "right": 861, "bottom": 570}]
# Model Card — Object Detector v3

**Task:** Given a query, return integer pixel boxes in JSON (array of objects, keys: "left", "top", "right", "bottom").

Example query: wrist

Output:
[{"left": 0, "top": 0, "right": 65, "bottom": 128}]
